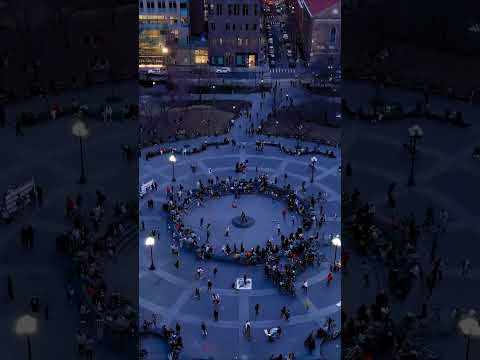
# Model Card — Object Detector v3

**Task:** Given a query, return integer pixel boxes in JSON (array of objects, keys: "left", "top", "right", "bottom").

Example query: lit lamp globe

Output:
[
  {"left": 72, "top": 119, "right": 89, "bottom": 138},
  {"left": 16, "top": 315, "right": 37, "bottom": 335},
  {"left": 458, "top": 316, "right": 480, "bottom": 360},
  {"left": 16, "top": 315, "right": 37, "bottom": 360}
]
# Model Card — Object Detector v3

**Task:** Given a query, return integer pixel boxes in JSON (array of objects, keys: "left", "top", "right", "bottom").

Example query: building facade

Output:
[
  {"left": 206, "top": 0, "right": 263, "bottom": 67},
  {"left": 139, "top": 0, "right": 191, "bottom": 66},
  {"left": 289, "top": 0, "right": 340, "bottom": 72}
]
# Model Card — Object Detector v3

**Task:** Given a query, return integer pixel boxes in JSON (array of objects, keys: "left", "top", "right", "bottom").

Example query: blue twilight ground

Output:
[{"left": 139, "top": 84, "right": 341, "bottom": 360}]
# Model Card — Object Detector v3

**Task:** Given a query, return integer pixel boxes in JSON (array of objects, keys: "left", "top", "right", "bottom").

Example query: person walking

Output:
[
  {"left": 207, "top": 279, "right": 212, "bottom": 292},
  {"left": 213, "top": 309, "right": 219, "bottom": 321},
  {"left": 213, "top": 267, "right": 218, "bottom": 278},
  {"left": 36, "top": 185, "right": 43, "bottom": 207},
  {"left": 327, "top": 272, "right": 333, "bottom": 286},
  {"left": 174, "top": 259, "right": 180, "bottom": 270},
  {"left": 201, "top": 322, "right": 207, "bottom": 336},
  {"left": 255, "top": 303, "right": 260, "bottom": 317},
  {"left": 302, "top": 280, "right": 308, "bottom": 294},
  {"left": 225, "top": 225, "right": 230, "bottom": 238},
  {"left": 7, "top": 275, "right": 14, "bottom": 301},
  {"left": 15, "top": 119, "right": 24, "bottom": 136},
  {"left": 194, "top": 287, "right": 200, "bottom": 299}
]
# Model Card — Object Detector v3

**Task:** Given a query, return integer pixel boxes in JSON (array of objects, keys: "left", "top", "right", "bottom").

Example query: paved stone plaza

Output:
[
  {"left": 139, "top": 83, "right": 342, "bottom": 359},
  {"left": 342, "top": 80, "right": 480, "bottom": 358},
  {"left": 0, "top": 81, "right": 138, "bottom": 360}
]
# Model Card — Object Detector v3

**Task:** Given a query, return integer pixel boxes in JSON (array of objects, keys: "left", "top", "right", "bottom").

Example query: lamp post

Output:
[
  {"left": 458, "top": 315, "right": 480, "bottom": 360},
  {"left": 407, "top": 124, "right": 423, "bottom": 187},
  {"left": 310, "top": 156, "right": 317, "bottom": 183},
  {"left": 169, "top": 154, "right": 177, "bottom": 182},
  {"left": 145, "top": 236, "right": 156, "bottom": 270},
  {"left": 296, "top": 124, "right": 303, "bottom": 149},
  {"left": 16, "top": 315, "right": 37, "bottom": 360},
  {"left": 331, "top": 235, "right": 341, "bottom": 265},
  {"left": 72, "top": 119, "right": 89, "bottom": 184}
]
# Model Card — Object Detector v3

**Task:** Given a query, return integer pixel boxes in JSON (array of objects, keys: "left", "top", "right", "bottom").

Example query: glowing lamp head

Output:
[
  {"left": 16, "top": 315, "right": 37, "bottom": 335},
  {"left": 145, "top": 236, "right": 155, "bottom": 247},
  {"left": 332, "top": 235, "right": 341, "bottom": 247}
]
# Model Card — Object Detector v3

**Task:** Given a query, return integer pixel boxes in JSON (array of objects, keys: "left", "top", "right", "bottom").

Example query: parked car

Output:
[
  {"left": 269, "top": 59, "right": 276, "bottom": 67},
  {"left": 215, "top": 67, "right": 231, "bottom": 73},
  {"left": 288, "top": 60, "right": 296, "bottom": 68}
]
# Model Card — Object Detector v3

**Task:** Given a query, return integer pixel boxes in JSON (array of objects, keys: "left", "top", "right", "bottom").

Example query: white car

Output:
[
  {"left": 268, "top": 38, "right": 273, "bottom": 44},
  {"left": 147, "top": 68, "right": 166, "bottom": 75},
  {"left": 283, "top": 34, "right": 289, "bottom": 41},
  {"left": 215, "top": 67, "right": 231, "bottom": 73}
]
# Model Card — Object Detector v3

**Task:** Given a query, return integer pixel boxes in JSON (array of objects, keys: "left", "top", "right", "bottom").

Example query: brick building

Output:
[
  {"left": 206, "top": 0, "right": 263, "bottom": 67},
  {"left": 288, "top": 0, "right": 340, "bottom": 72}
]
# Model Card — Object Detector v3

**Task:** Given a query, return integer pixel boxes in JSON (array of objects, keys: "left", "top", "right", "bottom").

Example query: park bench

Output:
[
  {"left": 3, "top": 178, "right": 36, "bottom": 218},
  {"left": 139, "top": 180, "right": 155, "bottom": 199}
]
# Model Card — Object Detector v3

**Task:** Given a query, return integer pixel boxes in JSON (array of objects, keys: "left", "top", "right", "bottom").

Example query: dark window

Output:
[
  {"left": 242, "top": 4, "right": 248, "bottom": 16},
  {"left": 226, "top": 23, "right": 230, "bottom": 30},
  {"left": 169, "top": 1, "right": 172, "bottom": 8},
  {"left": 216, "top": 3, "right": 222, "bottom": 16},
  {"left": 232, "top": 23, "right": 236, "bottom": 30},
  {"left": 210, "top": 22, "right": 215, "bottom": 31},
  {"left": 234, "top": 4, "right": 240, "bottom": 15},
  {"left": 254, "top": 4, "right": 258, "bottom": 16},
  {"left": 245, "top": 24, "right": 249, "bottom": 31},
  {"left": 253, "top": 23, "right": 257, "bottom": 30},
  {"left": 180, "top": 2, "right": 187, "bottom": 8},
  {"left": 228, "top": 4, "right": 232, "bottom": 15},
  {"left": 139, "top": 1, "right": 143, "bottom": 8}
]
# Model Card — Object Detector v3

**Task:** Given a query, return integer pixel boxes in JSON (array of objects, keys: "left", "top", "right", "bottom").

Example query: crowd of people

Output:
[
  {"left": 164, "top": 175, "right": 324, "bottom": 271},
  {"left": 60, "top": 189, "right": 138, "bottom": 358}
]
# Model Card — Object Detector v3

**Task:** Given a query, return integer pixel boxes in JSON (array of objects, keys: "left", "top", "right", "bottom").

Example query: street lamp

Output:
[
  {"left": 296, "top": 124, "right": 303, "bottom": 149},
  {"left": 407, "top": 124, "right": 423, "bottom": 186},
  {"left": 331, "top": 235, "right": 341, "bottom": 265},
  {"left": 162, "top": 47, "right": 169, "bottom": 54},
  {"left": 310, "top": 156, "right": 317, "bottom": 183},
  {"left": 458, "top": 315, "right": 480, "bottom": 360},
  {"left": 16, "top": 315, "right": 37, "bottom": 360},
  {"left": 72, "top": 119, "right": 89, "bottom": 184},
  {"left": 145, "top": 236, "right": 156, "bottom": 270},
  {"left": 169, "top": 154, "right": 177, "bottom": 182}
]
